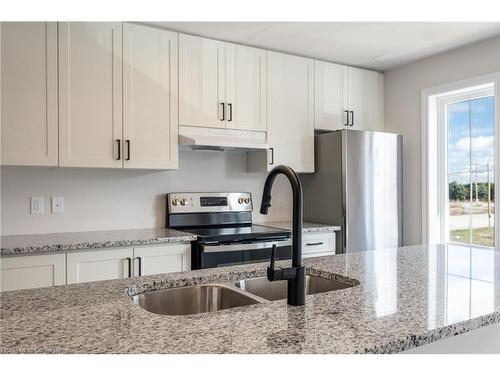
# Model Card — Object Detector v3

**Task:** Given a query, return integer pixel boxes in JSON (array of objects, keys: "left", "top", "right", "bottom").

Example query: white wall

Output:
[
  {"left": 0, "top": 151, "right": 293, "bottom": 235},
  {"left": 384, "top": 35, "right": 500, "bottom": 246}
]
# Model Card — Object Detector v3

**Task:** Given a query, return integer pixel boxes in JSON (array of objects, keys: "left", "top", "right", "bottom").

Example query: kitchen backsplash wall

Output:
[{"left": 0, "top": 151, "right": 293, "bottom": 235}]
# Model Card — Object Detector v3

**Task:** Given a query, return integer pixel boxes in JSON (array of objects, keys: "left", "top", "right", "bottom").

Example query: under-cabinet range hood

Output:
[{"left": 178, "top": 126, "right": 269, "bottom": 151}]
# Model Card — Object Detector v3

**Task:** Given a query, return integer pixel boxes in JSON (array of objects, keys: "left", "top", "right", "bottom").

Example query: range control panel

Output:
[{"left": 167, "top": 192, "right": 252, "bottom": 213}]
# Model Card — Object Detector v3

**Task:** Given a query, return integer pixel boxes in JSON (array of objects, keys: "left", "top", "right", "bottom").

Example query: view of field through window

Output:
[{"left": 447, "top": 96, "right": 495, "bottom": 247}]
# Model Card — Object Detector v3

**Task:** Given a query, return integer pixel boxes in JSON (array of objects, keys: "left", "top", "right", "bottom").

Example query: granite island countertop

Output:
[
  {"left": 1, "top": 243, "right": 499, "bottom": 354},
  {"left": 0, "top": 228, "right": 197, "bottom": 256}
]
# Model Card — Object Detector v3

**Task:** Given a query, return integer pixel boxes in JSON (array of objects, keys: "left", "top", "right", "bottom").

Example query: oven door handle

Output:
[{"left": 201, "top": 239, "right": 291, "bottom": 253}]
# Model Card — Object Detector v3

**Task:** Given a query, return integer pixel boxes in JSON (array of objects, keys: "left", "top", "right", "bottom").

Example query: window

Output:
[
  {"left": 423, "top": 73, "right": 499, "bottom": 248},
  {"left": 446, "top": 94, "right": 495, "bottom": 247}
]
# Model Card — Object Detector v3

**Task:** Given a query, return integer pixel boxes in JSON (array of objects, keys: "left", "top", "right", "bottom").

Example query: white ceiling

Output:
[{"left": 145, "top": 22, "right": 500, "bottom": 71}]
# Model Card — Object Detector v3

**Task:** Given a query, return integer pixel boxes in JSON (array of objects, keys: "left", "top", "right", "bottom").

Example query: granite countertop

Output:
[
  {"left": 262, "top": 221, "right": 341, "bottom": 233},
  {"left": 0, "top": 222, "right": 338, "bottom": 257},
  {"left": 1, "top": 243, "right": 498, "bottom": 354},
  {"left": 0, "top": 228, "right": 197, "bottom": 256}
]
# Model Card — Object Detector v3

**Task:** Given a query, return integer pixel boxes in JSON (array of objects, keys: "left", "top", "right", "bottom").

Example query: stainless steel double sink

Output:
[{"left": 132, "top": 274, "right": 354, "bottom": 315}]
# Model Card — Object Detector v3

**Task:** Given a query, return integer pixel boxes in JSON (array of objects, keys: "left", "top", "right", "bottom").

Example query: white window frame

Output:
[
  {"left": 422, "top": 72, "right": 500, "bottom": 249},
  {"left": 437, "top": 87, "right": 494, "bottom": 246}
]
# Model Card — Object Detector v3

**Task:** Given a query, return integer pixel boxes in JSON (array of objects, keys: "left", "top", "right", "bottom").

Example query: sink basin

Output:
[
  {"left": 133, "top": 284, "right": 262, "bottom": 315},
  {"left": 235, "top": 275, "right": 353, "bottom": 301}
]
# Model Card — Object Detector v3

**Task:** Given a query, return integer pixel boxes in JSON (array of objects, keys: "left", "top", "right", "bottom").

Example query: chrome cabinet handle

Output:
[
  {"left": 269, "top": 147, "right": 274, "bottom": 165},
  {"left": 126, "top": 140, "right": 131, "bottom": 160},
  {"left": 344, "top": 110, "right": 349, "bottom": 126},
  {"left": 228, "top": 103, "right": 233, "bottom": 121},
  {"left": 306, "top": 242, "right": 324, "bottom": 246},
  {"left": 349, "top": 111, "right": 354, "bottom": 126},
  {"left": 219, "top": 102, "right": 225, "bottom": 121},
  {"left": 126, "top": 257, "right": 132, "bottom": 278},
  {"left": 116, "top": 139, "right": 121, "bottom": 160},
  {"left": 137, "top": 257, "right": 142, "bottom": 277}
]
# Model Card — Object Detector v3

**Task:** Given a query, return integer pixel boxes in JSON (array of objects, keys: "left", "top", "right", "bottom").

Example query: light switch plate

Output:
[
  {"left": 51, "top": 196, "right": 64, "bottom": 213},
  {"left": 30, "top": 197, "right": 44, "bottom": 215}
]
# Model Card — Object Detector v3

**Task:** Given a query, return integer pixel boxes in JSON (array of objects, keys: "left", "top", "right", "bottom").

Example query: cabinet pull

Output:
[
  {"left": 269, "top": 147, "right": 274, "bottom": 165},
  {"left": 116, "top": 139, "right": 121, "bottom": 160},
  {"left": 306, "top": 242, "right": 324, "bottom": 246},
  {"left": 220, "top": 102, "right": 225, "bottom": 121},
  {"left": 344, "top": 110, "right": 349, "bottom": 126},
  {"left": 228, "top": 103, "right": 233, "bottom": 121},
  {"left": 126, "top": 257, "right": 132, "bottom": 278},
  {"left": 137, "top": 257, "right": 142, "bottom": 277},
  {"left": 126, "top": 140, "right": 131, "bottom": 160},
  {"left": 349, "top": 111, "right": 354, "bottom": 126}
]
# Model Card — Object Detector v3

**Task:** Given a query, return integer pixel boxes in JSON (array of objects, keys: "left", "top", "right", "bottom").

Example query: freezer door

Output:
[{"left": 343, "top": 130, "right": 402, "bottom": 252}]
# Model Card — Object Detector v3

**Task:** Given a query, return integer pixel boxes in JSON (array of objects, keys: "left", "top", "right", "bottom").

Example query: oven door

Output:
[{"left": 198, "top": 239, "right": 292, "bottom": 269}]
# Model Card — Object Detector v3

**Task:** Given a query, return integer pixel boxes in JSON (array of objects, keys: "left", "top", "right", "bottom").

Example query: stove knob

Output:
[
  {"left": 180, "top": 198, "right": 188, "bottom": 206},
  {"left": 171, "top": 199, "right": 180, "bottom": 206},
  {"left": 238, "top": 197, "right": 245, "bottom": 204},
  {"left": 244, "top": 198, "right": 251, "bottom": 204}
]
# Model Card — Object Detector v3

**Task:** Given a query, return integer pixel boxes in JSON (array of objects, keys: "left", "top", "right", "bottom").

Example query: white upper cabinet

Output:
[
  {"left": 58, "top": 22, "right": 123, "bottom": 168},
  {"left": 314, "top": 60, "right": 348, "bottom": 131},
  {"left": 122, "top": 23, "right": 179, "bottom": 169},
  {"left": 250, "top": 51, "right": 314, "bottom": 173},
  {"left": 314, "top": 61, "right": 384, "bottom": 132},
  {"left": 179, "top": 34, "right": 225, "bottom": 128},
  {"left": 346, "top": 67, "right": 384, "bottom": 131},
  {"left": 225, "top": 43, "right": 267, "bottom": 132},
  {"left": 178, "top": 35, "right": 267, "bottom": 132},
  {"left": 1, "top": 22, "right": 58, "bottom": 166}
]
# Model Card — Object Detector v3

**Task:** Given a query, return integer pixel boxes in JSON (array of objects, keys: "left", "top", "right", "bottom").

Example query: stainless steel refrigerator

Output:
[{"left": 301, "top": 129, "right": 403, "bottom": 253}]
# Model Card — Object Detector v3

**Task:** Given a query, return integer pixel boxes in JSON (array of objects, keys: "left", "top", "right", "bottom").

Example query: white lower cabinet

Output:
[
  {"left": 302, "top": 232, "right": 336, "bottom": 258},
  {"left": 67, "top": 248, "right": 134, "bottom": 284},
  {"left": 0, "top": 254, "right": 66, "bottom": 292},
  {"left": 134, "top": 244, "right": 191, "bottom": 277},
  {"left": 66, "top": 243, "right": 191, "bottom": 284}
]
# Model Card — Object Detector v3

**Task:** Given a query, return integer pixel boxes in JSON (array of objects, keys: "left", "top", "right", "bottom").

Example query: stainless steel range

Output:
[{"left": 166, "top": 192, "right": 292, "bottom": 270}]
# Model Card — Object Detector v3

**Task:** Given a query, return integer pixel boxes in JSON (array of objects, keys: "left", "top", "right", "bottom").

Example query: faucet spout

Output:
[{"left": 260, "top": 165, "right": 305, "bottom": 306}]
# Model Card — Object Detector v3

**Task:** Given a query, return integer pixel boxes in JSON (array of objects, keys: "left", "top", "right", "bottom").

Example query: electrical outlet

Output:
[
  {"left": 30, "top": 197, "right": 44, "bottom": 215},
  {"left": 51, "top": 196, "right": 64, "bottom": 213}
]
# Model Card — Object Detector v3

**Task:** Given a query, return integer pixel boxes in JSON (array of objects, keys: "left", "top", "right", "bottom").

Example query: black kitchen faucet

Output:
[{"left": 260, "top": 165, "right": 306, "bottom": 306}]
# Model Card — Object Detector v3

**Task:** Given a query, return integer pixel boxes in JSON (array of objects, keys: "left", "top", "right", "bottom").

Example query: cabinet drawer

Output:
[{"left": 302, "top": 232, "right": 335, "bottom": 258}]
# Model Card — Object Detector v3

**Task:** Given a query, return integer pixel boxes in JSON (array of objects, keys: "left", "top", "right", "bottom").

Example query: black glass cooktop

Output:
[{"left": 184, "top": 224, "right": 290, "bottom": 242}]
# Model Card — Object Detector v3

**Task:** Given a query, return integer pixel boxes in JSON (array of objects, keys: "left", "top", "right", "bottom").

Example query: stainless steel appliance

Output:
[
  {"left": 166, "top": 192, "right": 292, "bottom": 269},
  {"left": 301, "top": 130, "right": 403, "bottom": 253}
]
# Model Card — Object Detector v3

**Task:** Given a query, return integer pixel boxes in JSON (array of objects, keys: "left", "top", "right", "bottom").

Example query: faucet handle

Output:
[{"left": 267, "top": 244, "right": 283, "bottom": 281}]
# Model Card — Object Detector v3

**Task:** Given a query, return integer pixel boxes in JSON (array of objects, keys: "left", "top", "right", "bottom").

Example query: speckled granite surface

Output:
[
  {"left": 0, "top": 228, "right": 197, "bottom": 256},
  {"left": 1, "top": 243, "right": 499, "bottom": 354},
  {"left": 0, "top": 223, "right": 336, "bottom": 257},
  {"left": 262, "top": 221, "right": 341, "bottom": 233}
]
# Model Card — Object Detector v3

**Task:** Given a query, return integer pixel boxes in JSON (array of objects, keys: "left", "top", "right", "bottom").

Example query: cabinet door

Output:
[
  {"left": 267, "top": 52, "right": 314, "bottom": 173},
  {"left": 67, "top": 248, "right": 133, "bottom": 284},
  {"left": 347, "top": 67, "right": 384, "bottom": 131},
  {"left": 134, "top": 244, "right": 191, "bottom": 277},
  {"left": 58, "top": 22, "right": 123, "bottom": 168},
  {"left": 1, "top": 22, "right": 58, "bottom": 166},
  {"left": 0, "top": 254, "right": 66, "bottom": 292},
  {"left": 225, "top": 43, "right": 267, "bottom": 131},
  {"left": 179, "top": 34, "right": 225, "bottom": 128},
  {"left": 314, "top": 60, "right": 348, "bottom": 131},
  {"left": 122, "top": 23, "right": 178, "bottom": 170}
]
